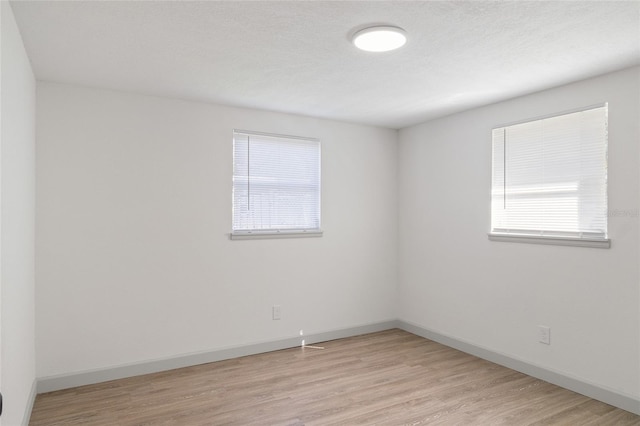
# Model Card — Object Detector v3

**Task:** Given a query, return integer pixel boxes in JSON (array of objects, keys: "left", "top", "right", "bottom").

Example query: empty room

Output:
[{"left": 1, "top": 0, "right": 639, "bottom": 424}]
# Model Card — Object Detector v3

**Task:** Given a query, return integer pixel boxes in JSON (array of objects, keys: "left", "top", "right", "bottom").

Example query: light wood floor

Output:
[{"left": 30, "top": 329, "right": 640, "bottom": 425}]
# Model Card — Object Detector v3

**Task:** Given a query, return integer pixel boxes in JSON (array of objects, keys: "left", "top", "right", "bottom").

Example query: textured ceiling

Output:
[{"left": 10, "top": 1, "right": 640, "bottom": 129}]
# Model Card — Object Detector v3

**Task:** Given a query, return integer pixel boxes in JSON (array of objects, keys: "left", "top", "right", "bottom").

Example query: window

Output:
[
  {"left": 490, "top": 105, "right": 609, "bottom": 248},
  {"left": 232, "top": 130, "right": 321, "bottom": 239}
]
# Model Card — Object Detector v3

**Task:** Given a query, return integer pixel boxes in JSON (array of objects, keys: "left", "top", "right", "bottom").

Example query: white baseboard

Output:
[
  {"left": 37, "top": 320, "right": 399, "bottom": 394},
  {"left": 397, "top": 320, "right": 640, "bottom": 416},
  {"left": 22, "top": 379, "right": 37, "bottom": 426}
]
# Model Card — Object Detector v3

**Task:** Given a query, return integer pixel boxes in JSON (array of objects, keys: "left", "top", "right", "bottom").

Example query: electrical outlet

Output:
[
  {"left": 538, "top": 325, "right": 550, "bottom": 345},
  {"left": 272, "top": 305, "right": 281, "bottom": 320}
]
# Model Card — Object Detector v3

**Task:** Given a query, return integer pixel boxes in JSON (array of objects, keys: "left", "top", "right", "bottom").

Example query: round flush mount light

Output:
[{"left": 352, "top": 26, "right": 407, "bottom": 52}]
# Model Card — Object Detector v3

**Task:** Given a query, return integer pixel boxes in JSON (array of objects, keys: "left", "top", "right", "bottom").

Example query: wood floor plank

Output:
[{"left": 30, "top": 329, "right": 640, "bottom": 425}]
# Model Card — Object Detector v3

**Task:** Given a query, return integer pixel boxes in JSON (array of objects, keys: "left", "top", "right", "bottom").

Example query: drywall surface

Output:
[
  {"left": 1, "top": 2, "right": 36, "bottom": 425},
  {"left": 398, "top": 67, "right": 640, "bottom": 400},
  {"left": 10, "top": 1, "right": 640, "bottom": 129},
  {"left": 36, "top": 82, "right": 398, "bottom": 378}
]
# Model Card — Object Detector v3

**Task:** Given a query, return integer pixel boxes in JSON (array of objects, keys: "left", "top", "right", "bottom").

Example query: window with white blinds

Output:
[
  {"left": 232, "top": 130, "right": 321, "bottom": 239},
  {"left": 490, "top": 105, "right": 609, "bottom": 247}
]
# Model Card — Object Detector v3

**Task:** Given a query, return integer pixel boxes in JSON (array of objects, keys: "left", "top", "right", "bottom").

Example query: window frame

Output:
[
  {"left": 488, "top": 104, "right": 610, "bottom": 249},
  {"left": 231, "top": 129, "right": 322, "bottom": 240}
]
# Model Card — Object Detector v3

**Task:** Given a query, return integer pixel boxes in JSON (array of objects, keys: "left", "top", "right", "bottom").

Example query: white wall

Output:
[
  {"left": 398, "top": 67, "right": 640, "bottom": 400},
  {"left": 0, "top": 2, "right": 36, "bottom": 425},
  {"left": 36, "top": 82, "right": 398, "bottom": 378}
]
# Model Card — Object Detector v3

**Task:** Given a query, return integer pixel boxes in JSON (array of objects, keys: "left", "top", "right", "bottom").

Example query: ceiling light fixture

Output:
[{"left": 352, "top": 26, "right": 407, "bottom": 52}]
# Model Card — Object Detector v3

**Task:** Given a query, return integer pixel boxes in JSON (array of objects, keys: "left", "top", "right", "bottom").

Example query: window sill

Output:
[
  {"left": 488, "top": 233, "right": 610, "bottom": 249},
  {"left": 230, "top": 230, "right": 323, "bottom": 240}
]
